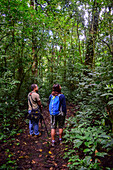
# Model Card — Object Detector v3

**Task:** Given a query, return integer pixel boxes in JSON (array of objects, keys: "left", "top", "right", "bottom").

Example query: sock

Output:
[
  {"left": 52, "top": 140, "right": 55, "bottom": 143},
  {"left": 59, "top": 138, "right": 62, "bottom": 141}
]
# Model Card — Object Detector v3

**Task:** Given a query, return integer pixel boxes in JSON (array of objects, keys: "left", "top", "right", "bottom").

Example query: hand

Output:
[{"left": 39, "top": 105, "right": 43, "bottom": 112}]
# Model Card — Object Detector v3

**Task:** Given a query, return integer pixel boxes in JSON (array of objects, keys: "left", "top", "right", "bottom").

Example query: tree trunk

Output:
[
  {"left": 63, "top": 33, "right": 66, "bottom": 82},
  {"left": 85, "top": 1, "right": 100, "bottom": 67},
  {"left": 30, "top": 0, "right": 38, "bottom": 77},
  {"left": 77, "top": 22, "right": 82, "bottom": 64}
]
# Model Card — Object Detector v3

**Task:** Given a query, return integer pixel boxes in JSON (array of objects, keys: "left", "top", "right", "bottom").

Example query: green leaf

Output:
[
  {"left": 101, "top": 93, "right": 113, "bottom": 97},
  {"left": 71, "top": 162, "right": 80, "bottom": 165},
  {"left": 16, "top": 142, "right": 20, "bottom": 146},
  {"left": 84, "top": 141, "right": 93, "bottom": 147},
  {"left": 75, "top": 135, "right": 86, "bottom": 140},
  {"left": 95, "top": 152, "right": 107, "bottom": 157},
  {"left": 108, "top": 100, "right": 113, "bottom": 105},
  {"left": 83, "top": 148, "right": 91, "bottom": 153},
  {"left": 99, "top": 135, "right": 110, "bottom": 139},
  {"left": 73, "top": 139, "right": 83, "bottom": 148},
  {"left": 83, "top": 156, "right": 92, "bottom": 165}
]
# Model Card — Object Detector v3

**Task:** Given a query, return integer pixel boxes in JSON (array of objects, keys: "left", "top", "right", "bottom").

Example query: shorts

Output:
[{"left": 50, "top": 113, "right": 65, "bottom": 129}]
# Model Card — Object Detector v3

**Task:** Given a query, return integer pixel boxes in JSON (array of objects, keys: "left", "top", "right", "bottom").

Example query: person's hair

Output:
[
  {"left": 31, "top": 84, "right": 37, "bottom": 90},
  {"left": 52, "top": 84, "right": 61, "bottom": 93}
]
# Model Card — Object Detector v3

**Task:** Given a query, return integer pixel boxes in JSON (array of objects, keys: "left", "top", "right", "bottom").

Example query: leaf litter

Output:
[{"left": 0, "top": 105, "right": 75, "bottom": 169}]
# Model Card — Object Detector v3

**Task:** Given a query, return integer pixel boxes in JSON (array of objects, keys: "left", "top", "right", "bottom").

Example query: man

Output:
[
  {"left": 28, "top": 84, "right": 42, "bottom": 136},
  {"left": 49, "top": 84, "right": 67, "bottom": 146}
]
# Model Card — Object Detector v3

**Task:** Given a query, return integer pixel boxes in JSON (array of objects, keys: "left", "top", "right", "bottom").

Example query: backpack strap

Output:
[
  {"left": 28, "top": 95, "right": 33, "bottom": 110},
  {"left": 30, "top": 92, "right": 37, "bottom": 103},
  {"left": 58, "top": 94, "right": 61, "bottom": 109}
]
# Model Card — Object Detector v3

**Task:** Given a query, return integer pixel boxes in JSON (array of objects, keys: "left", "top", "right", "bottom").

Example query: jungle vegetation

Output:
[{"left": 0, "top": 0, "right": 113, "bottom": 169}]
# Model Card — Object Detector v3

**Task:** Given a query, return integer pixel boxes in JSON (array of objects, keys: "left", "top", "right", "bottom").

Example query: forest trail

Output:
[{"left": 1, "top": 104, "right": 76, "bottom": 170}]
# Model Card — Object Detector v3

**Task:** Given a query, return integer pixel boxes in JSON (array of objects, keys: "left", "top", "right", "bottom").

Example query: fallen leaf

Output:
[
  {"left": 16, "top": 139, "right": 20, "bottom": 142},
  {"left": 32, "top": 160, "right": 36, "bottom": 164},
  {"left": 95, "top": 150, "right": 98, "bottom": 156},
  {"left": 23, "top": 142, "right": 27, "bottom": 145},
  {"left": 39, "top": 149, "right": 42, "bottom": 152},
  {"left": 53, "top": 161, "right": 57, "bottom": 166},
  {"left": 19, "top": 156, "right": 24, "bottom": 159},
  {"left": 68, "top": 162, "right": 71, "bottom": 165},
  {"left": 49, "top": 151, "right": 52, "bottom": 154},
  {"left": 39, "top": 154, "right": 42, "bottom": 157},
  {"left": 62, "top": 164, "right": 66, "bottom": 167},
  {"left": 24, "top": 155, "right": 29, "bottom": 158},
  {"left": 97, "top": 159, "right": 101, "bottom": 163},
  {"left": 43, "top": 142, "right": 47, "bottom": 144},
  {"left": 21, "top": 151, "right": 26, "bottom": 154},
  {"left": 65, "top": 148, "right": 68, "bottom": 150},
  {"left": 50, "top": 155, "right": 54, "bottom": 158},
  {"left": 95, "top": 150, "right": 98, "bottom": 153}
]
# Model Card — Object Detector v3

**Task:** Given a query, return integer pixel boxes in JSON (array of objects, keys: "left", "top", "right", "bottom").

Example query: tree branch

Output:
[
  {"left": 0, "top": 32, "right": 11, "bottom": 42},
  {"left": 100, "top": 39, "right": 113, "bottom": 56}
]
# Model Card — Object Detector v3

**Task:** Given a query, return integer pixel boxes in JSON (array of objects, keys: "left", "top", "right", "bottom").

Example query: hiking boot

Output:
[
  {"left": 59, "top": 140, "right": 63, "bottom": 145},
  {"left": 51, "top": 142, "right": 55, "bottom": 147},
  {"left": 34, "top": 132, "right": 41, "bottom": 137},
  {"left": 28, "top": 134, "right": 33, "bottom": 137}
]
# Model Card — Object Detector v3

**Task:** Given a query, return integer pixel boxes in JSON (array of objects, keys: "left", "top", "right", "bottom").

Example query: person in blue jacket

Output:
[{"left": 49, "top": 84, "right": 67, "bottom": 146}]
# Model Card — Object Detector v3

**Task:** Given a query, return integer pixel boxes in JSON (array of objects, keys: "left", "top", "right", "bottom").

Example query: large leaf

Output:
[
  {"left": 108, "top": 100, "right": 113, "bottom": 105},
  {"left": 73, "top": 139, "right": 83, "bottom": 148},
  {"left": 83, "top": 148, "right": 91, "bottom": 153},
  {"left": 101, "top": 93, "right": 113, "bottom": 97},
  {"left": 95, "top": 152, "right": 107, "bottom": 157}
]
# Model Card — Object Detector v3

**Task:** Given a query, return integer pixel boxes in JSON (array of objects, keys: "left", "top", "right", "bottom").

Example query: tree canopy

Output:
[{"left": 0, "top": 0, "right": 113, "bottom": 169}]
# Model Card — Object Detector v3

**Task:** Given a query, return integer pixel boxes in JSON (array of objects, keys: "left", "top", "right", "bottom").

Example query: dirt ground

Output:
[
  {"left": 0, "top": 104, "right": 113, "bottom": 170},
  {"left": 0, "top": 104, "right": 75, "bottom": 170}
]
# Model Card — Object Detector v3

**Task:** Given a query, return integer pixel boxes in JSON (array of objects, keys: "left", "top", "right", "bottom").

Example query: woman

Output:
[{"left": 49, "top": 84, "right": 67, "bottom": 146}]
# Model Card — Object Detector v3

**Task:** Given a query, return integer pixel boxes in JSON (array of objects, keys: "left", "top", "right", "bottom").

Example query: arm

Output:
[
  {"left": 49, "top": 94, "right": 52, "bottom": 104},
  {"left": 35, "top": 93, "right": 43, "bottom": 112},
  {"left": 60, "top": 95, "right": 67, "bottom": 115},
  {"left": 37, "top": 100, "right": 43, "bottom": 112}
]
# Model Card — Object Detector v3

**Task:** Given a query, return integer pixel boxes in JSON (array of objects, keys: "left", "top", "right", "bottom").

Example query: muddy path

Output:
[{"left": 0, "top": 104, "right": 76, "bottom": 170}]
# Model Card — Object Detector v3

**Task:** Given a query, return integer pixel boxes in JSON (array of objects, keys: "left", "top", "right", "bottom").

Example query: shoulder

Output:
[
  {"left": 28, "top": 92, "right": 32, "bottom": 97},
  {"left": 49, "top": 94, "right": 52, "bottom": 98},
  {"left": 59, "top": 94, "right": 65, "bottom": 98},
  {"left": 32, "top": 92, "right": 40, "bottom": 100},
  {"left": 28, "top": 91, "right": 38, "bottom": 96},
  {"left": 49, "top": 94, "right": 53, "bottom": 103},
  {"left": 59, "top": 94, "right": 66, "bottom": 100}
]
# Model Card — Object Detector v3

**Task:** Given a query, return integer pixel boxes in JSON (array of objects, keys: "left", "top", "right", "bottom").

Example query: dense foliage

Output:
[
  {"left": 0, "top": 0, "right": 113, "bottom": 169},
  {"left": 63, "top": 72, "right": 113, "bottom": 169}
]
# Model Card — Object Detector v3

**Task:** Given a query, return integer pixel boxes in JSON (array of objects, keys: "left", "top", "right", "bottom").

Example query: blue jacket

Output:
[{"left": 49, "top": 94, "right": 67, "bottom": 115}]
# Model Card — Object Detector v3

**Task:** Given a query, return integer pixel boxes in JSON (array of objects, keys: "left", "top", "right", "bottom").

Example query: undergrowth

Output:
[{"left": 63, "top": 69, "right": 113, "bottom": 170}]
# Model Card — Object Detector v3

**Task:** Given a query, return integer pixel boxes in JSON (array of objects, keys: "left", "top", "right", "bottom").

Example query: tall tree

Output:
[{"left": 85, "top": 0, "right": 100, "bottom": 67}]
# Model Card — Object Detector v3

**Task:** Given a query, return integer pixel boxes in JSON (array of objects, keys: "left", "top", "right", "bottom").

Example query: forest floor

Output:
[
  {"left": 1, "top": 103, "right": 113, "bottom": 170},
  {"left": 0, "top": 103, "right": 76, "bottom": 170}
]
